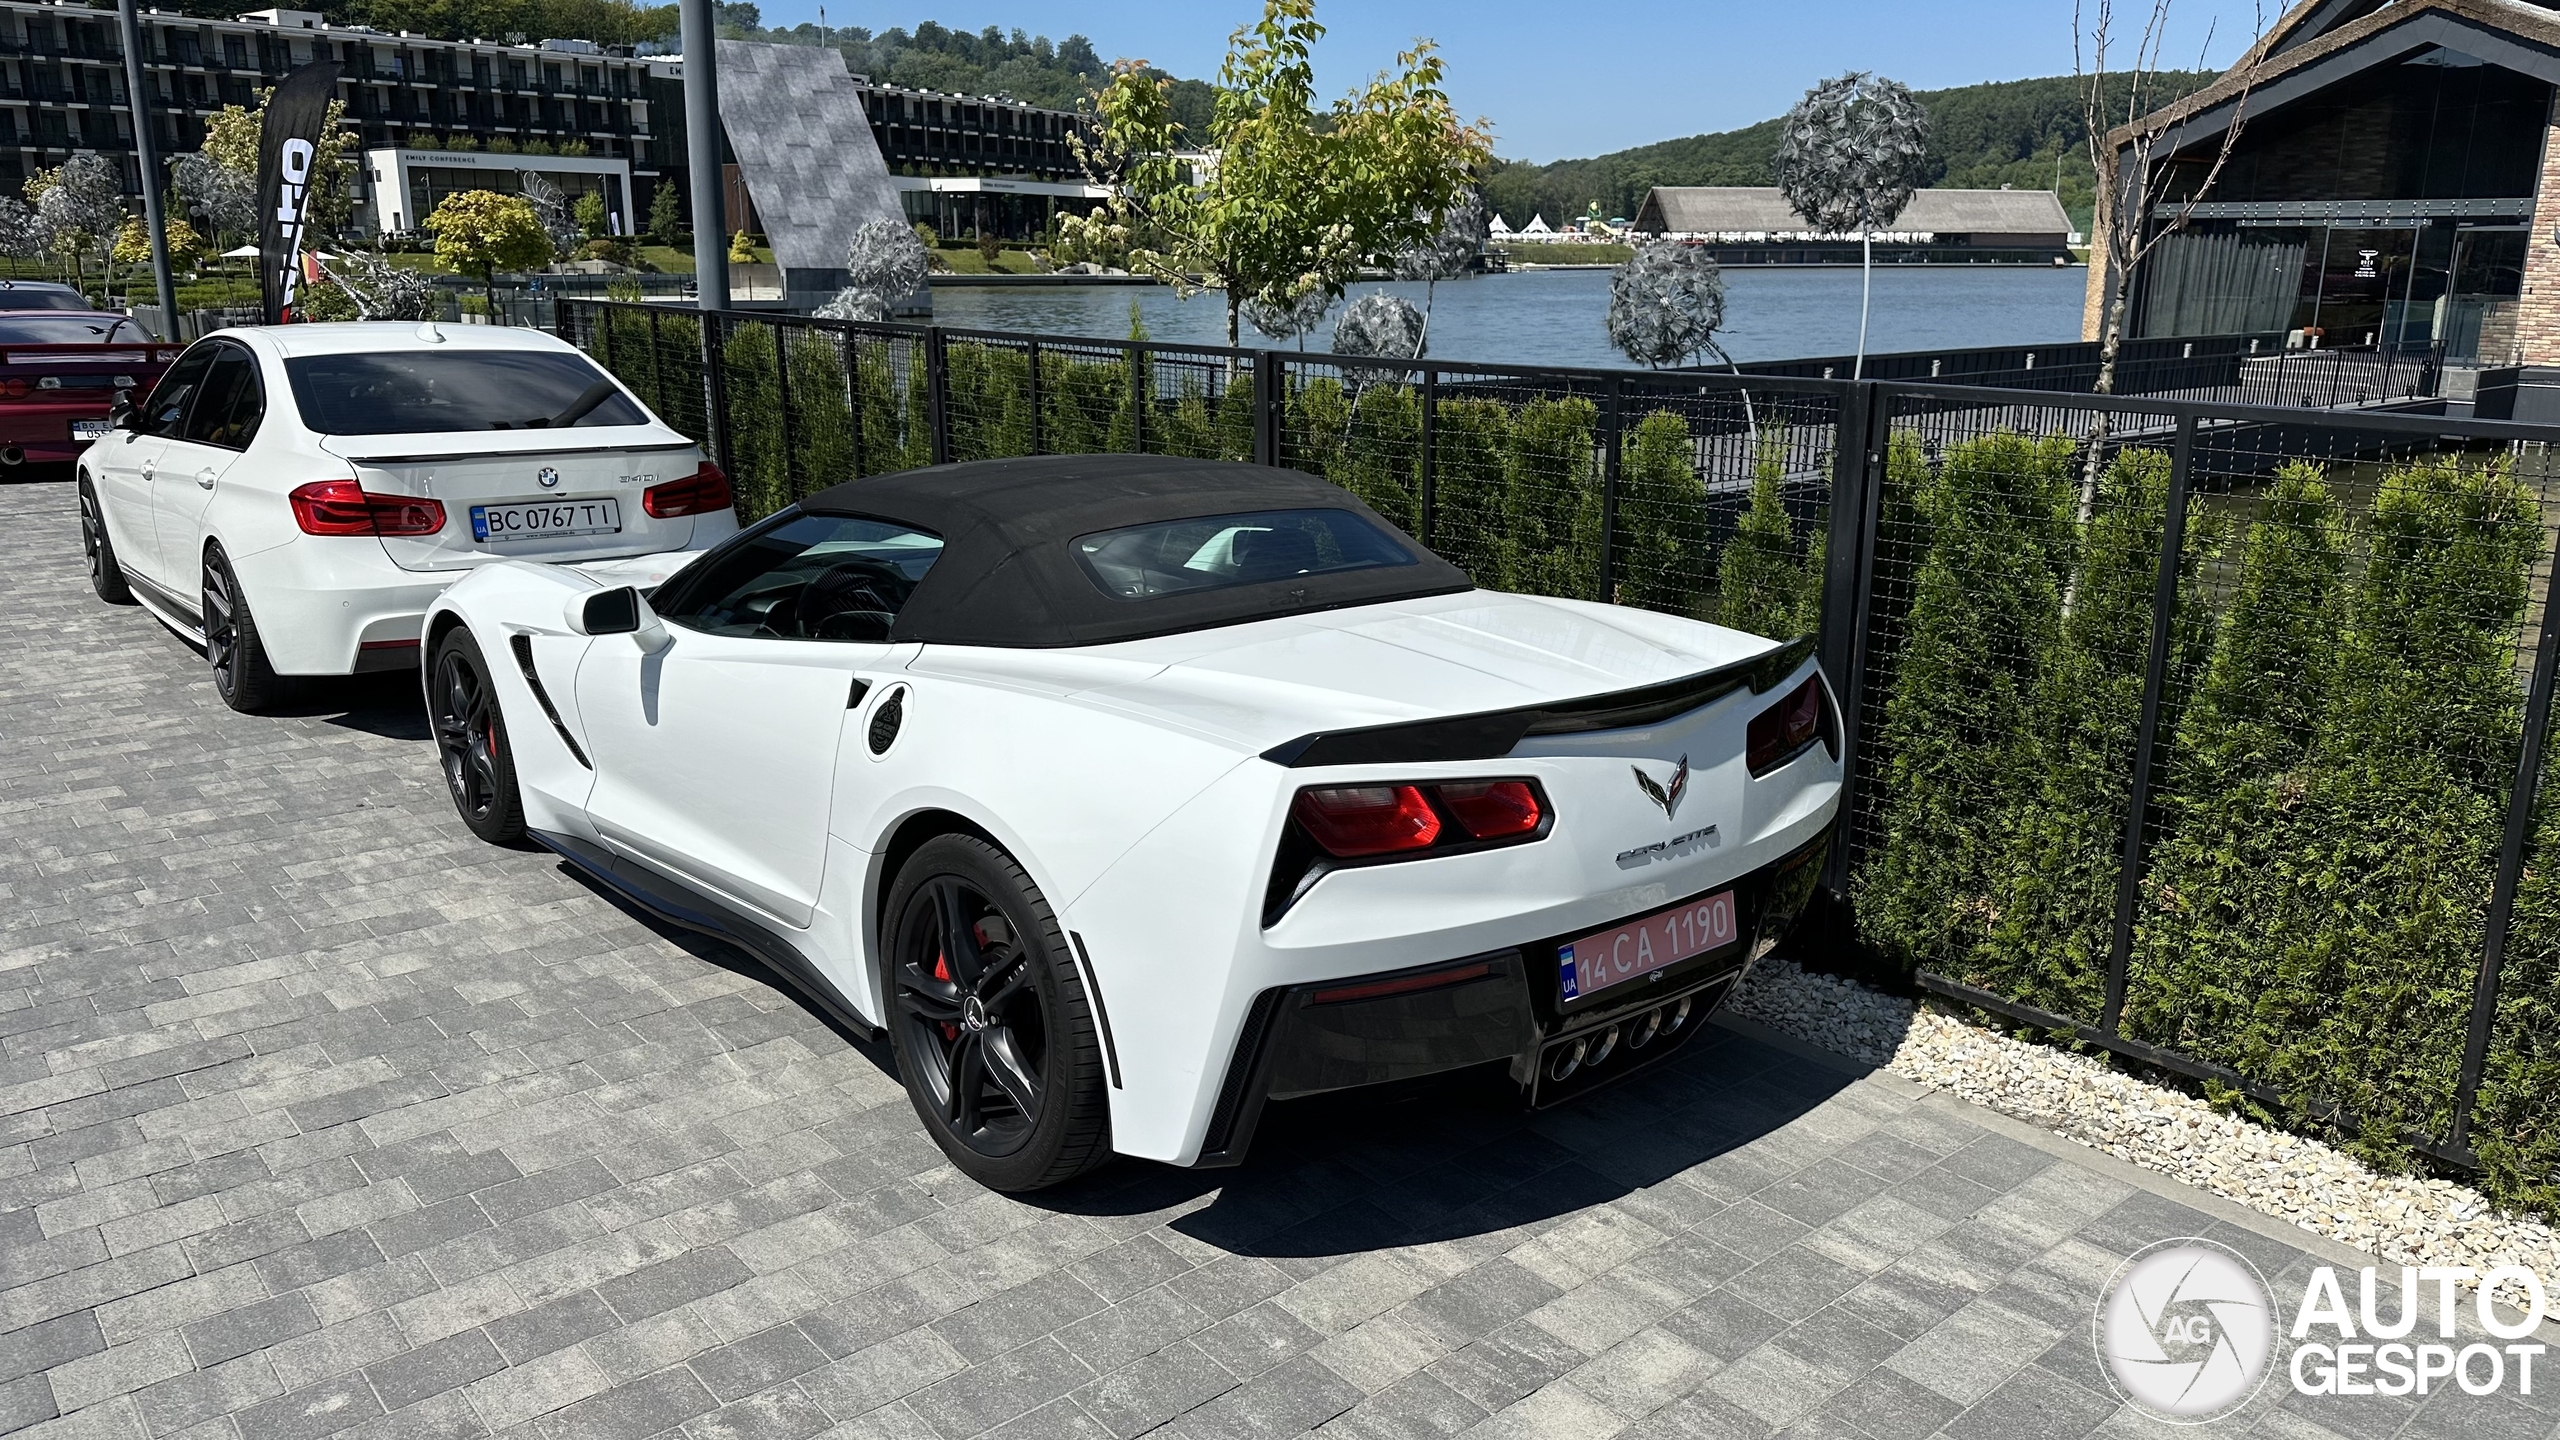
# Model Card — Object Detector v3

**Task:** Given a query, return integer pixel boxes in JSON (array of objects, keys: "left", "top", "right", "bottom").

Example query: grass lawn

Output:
[{"left": 1501, "top": 242, "right": 1631, "bottom": 266}]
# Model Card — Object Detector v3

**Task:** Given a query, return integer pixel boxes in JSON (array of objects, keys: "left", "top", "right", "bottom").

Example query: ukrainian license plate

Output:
[
  {"left": 1558, "top": 890, "right": 1738, "bottom": 1001},
  {"left": 71, "top": 419, "right": 111, "bottom": 440},
  {"left": 471, "top": 497, "right": 622, "bottom": 544}
]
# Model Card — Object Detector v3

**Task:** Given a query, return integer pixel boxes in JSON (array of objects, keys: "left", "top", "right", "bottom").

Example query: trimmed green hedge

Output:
[
  {"left": 1856, "top": 436, "right": 2558, "bottom": 1193},
  {"left": 578, "top": 315, "right": 1829, "bottom": 627}
]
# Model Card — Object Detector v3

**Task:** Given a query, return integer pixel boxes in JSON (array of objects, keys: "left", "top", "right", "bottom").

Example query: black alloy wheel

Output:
[
  {"left": 201, "top": 546, "right": 280, "bottom": 712},
  {"left": 79, "top": 480, "right": 132, "bottom": 604},
  {"left": 429, "top": 629, "right": 525, "bottom": 844},
  {"left": 886, "top": 835, "right": 1109, "bottom": 1191}
]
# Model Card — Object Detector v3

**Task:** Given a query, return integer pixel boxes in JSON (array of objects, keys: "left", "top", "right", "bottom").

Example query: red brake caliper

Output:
[{"left": 934, "top": 952, "right": 957, "bottom": 1041}]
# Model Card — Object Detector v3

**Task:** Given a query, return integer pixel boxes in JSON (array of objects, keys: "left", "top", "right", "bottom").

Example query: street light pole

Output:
[
  {"left": 680, "top": 0, "right": 727, "bottom": 311},
  {"left": 116, "top": 0, "right": 178, "bottom": 338}
]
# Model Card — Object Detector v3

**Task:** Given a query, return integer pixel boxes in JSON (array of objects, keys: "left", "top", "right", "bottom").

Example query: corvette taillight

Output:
[
  {"left": 643, "top": 462, "right": 732, "bottom": 518},
  {"left": 289, "top": 479, "right": 446, "bottom": 537},
  {"left": 1747, "top": 674, "right": 1834, "bottom": 777},
  {"left": 1438, "top": 780, "right": 1543, "bottom": 839},
  {"left": 1293, "top": 785, "right": 1441, "bottom": 858},
  {"left": 1271, "top": 776, "right": 1553, "bottom": 922}
]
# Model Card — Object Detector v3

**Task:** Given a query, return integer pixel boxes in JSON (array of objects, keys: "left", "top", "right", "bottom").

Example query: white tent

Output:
[
  {"left": 1521, "top": 214, "right": 1553, "bottom": 236},
  {"left": 1487, "top": 214, "right": 1514, "bottom": 238},
  {"left": 221, "top": 244, "right": 260, "bottom": 258}
]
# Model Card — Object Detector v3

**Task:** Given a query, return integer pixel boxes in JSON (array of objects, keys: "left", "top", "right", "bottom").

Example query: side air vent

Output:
[
  {"left": 508, "top": 633, "right": 589, "bottom": 768},
  {"left": 866, "top": 687, "right": 905, "bottom": 756}
]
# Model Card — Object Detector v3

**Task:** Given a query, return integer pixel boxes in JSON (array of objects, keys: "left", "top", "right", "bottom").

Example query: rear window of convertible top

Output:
[
  {"left": 283, "top": 350, "right": 646, "bottom": 436},
  {"left": 1073, "top": 507, "right": 1419, "bottom": 601}
]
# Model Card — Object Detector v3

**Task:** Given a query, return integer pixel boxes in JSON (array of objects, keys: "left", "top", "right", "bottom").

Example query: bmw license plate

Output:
[
  {"left": 471, "top": 497, "right": 622, "bottom": 544},
  {"left": 72, "top": 419, "right": 112, "bottom": 440},
  {"left": 1558, "top": 890, "right": 1737, "bottom": 1001}
]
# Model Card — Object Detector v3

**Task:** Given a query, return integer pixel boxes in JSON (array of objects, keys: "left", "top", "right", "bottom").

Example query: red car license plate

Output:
[{"left": 1559, "top": 890, "right": 1737, "bottom": 1001}]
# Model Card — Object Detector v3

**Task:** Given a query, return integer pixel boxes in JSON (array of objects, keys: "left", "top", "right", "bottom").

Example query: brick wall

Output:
[{"left": 2510, "top": 93, "right": 2560, "bottom": 366}]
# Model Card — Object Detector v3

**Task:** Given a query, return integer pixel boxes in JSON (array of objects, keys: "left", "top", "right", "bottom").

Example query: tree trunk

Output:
[
  {"left": 1225, "top": 290, "right": 1241, "bottom": 351},
  {"left": 2059, "top": 265, "right": 2131, "bottom": 620}
]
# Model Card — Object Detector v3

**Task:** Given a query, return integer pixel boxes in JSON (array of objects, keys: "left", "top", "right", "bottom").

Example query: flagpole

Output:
[{"left": 116, "top": 0, "right": 177, "bottom": 338}]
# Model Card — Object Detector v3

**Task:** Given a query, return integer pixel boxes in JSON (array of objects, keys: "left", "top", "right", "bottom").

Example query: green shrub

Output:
[
  {"left": 1500, "top": 396, "right": 1598, "bottom": 599},
  {"left": 2219, "top": 456, "right": 2533, "bottom": 1162},
  {"left": 946, "top": 341, "right": 1034, "bottom": 461},
  {"left": 1338, "top": 385, "right": 1421, "bottom": 533},
  {"left": 1430, "top": 399, "right": 1513, "bottom": 585},
  {"left": 1969, "top": 446, "right": 2213, "bottom": 1021},
  {"left": 2129, "top": 465, "right": 2348, "bottom": 1054},
  {"left": 1614, "top": 410, "right": 1712, "bottom": 616},
  {"left": 720, "top": 323, "right": 787, "bottom": 518},
  {"left": 783, "top": 331, "right": 857, "bottom": 491},
  {"left": 1853, "top": 431, "right": 2076, "bottom": 973},
  {"left": 1717, "top": 428, "right": 1824, "bottom": 639}
]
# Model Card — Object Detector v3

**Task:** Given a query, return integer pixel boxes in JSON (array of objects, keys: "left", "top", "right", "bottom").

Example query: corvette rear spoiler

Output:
[{"left": 1260, "top": 634, "right": 1822, "bottom": 768}]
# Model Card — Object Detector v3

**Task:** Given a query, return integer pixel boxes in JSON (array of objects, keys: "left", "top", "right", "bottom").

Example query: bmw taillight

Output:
[
  {"left": 0, "top": 378, "right": 26, "bottom": 399},
  {"left": 1293, "top": 785, "right": 1441, "bottom": 857},
  {"left": 289, "top": 479, "right": 446, "bottom": 538},
  {"left": 1747, "top": 674, "right": 1835, "bottom": 777},
  {"left": 643, "top": 462, "right": 732, "bottom": 518}
]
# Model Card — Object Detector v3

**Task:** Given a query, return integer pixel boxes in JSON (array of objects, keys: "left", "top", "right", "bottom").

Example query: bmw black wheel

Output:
[
  {"left": 429, "top": 628, "right": 525, "bottom": 844},
  {"left": 79, "top": 479, "right": 133, "bottom": 604},
  {"left": 886, "top": 835, "right": 1110, "bottom": 1191},
  {"left": 202, "top": 545, "right": 281, "bottom": 713}
]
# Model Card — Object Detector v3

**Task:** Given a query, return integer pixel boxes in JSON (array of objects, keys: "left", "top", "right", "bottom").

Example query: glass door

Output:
[{"left": 2437, "top": 225, "right": 2526, "bottom": 365}]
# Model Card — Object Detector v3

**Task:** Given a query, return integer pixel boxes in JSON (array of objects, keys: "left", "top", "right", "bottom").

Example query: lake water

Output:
[{"left": 925, "top": 265, "right": 2092, "bottom": 370}]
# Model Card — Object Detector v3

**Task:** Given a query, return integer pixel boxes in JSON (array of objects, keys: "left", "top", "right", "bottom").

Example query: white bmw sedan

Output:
[
  {"left": 77, "top": 322, "right": 733, "bottom": 711},
  {"left": 426, "top": 456, "right": 1842, "bottom": 1191}
]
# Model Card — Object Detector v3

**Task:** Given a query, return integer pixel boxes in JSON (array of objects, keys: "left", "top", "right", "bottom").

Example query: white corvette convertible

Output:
[{"left": 426, "top": 456, "right": 1841, "bottom": 1190}]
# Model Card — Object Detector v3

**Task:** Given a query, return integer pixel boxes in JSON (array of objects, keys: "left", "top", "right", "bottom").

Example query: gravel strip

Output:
[{"left": 1729, "top": 957, "right": 2560, "bottom": 1274}]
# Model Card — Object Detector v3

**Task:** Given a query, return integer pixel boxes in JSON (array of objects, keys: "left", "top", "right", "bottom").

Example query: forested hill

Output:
[{"left": 1484, "top": 71, "right": 2219, "bottom": 233}]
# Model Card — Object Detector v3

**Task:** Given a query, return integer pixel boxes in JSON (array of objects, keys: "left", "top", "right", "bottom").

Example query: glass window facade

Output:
[{"left": 2135, "top": 48, "right": 2547, "bottom": 363}]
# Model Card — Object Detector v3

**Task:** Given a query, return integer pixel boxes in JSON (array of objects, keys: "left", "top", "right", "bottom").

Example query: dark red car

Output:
[{"left": 0, "top": 286, "right": 182, "bottom": 470}]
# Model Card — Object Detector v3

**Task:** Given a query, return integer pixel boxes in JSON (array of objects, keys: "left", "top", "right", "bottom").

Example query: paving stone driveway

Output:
[{"left": 1, "top": 474, "right": 2552, "bottom": 1440}]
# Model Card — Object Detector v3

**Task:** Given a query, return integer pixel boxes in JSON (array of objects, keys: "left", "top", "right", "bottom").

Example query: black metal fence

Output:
[
  {"left": 1736, "top": 329, "right": 2442, "bottom": 410},
  {"left": 557, "top": 297, "right": 2560, "bottom": 1207}
]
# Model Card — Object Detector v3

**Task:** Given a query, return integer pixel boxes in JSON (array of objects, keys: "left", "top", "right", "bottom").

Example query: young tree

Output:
[
  {"left": 573, "top": 191, "right": 609, "bottom": 242},
  {"left": 424, "top": 190, "right": 552, "bottom": 312},
  {"left": 116, "top": 215, "right": 208, "bottom": 271},
  {"left": 2074, "top": 0, "right": 2265, "bottom": 532},
  {"left": 647, "top": 182, "right": 681, "bottom": 247},
  {"left": 1082, "top": 0, "right": 1490, "bottom": 348},
  {"left": 1773, "top": 71, "right": 1932, "bottom": 379},
  {"left": 201, "top": 96, "right": 357, "bottom": 236}
]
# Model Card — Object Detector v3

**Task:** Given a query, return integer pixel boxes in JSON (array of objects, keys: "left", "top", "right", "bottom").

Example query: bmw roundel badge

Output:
[{"left": 537, "top": 466, "right": 561, "bottom": 489}]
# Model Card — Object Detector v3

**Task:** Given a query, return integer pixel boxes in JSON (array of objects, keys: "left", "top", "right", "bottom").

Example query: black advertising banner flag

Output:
[{"left": 256, "top": 61, "right": 341, "bottom": 324}]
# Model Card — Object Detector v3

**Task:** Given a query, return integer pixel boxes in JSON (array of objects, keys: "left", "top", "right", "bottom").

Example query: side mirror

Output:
[
  {"left": 107, "top": 394, "right": 134, "bottom": 430},
  {"left": 566, "top": 586, "right": 670, "bottom": 653}
]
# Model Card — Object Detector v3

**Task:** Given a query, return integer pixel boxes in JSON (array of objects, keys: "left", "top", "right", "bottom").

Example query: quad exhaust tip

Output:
[{"left": 1547, "top": 994, "right": 1700, "bottom": 1083}]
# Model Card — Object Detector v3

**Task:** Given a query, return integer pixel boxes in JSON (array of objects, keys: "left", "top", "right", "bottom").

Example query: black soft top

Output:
[{"left": 798, "top": 455, "right": 1473, "bottom": 648}]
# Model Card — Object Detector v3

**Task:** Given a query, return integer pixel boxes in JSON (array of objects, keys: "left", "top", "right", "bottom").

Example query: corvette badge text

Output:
[{"left": 2094, "top": 1238, "right": 2550, "bottom": 1424}]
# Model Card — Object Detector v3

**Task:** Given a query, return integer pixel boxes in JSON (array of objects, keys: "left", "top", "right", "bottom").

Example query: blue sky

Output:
[{"left": 759, "top": 0, "right": 2276, "bottom": 162}]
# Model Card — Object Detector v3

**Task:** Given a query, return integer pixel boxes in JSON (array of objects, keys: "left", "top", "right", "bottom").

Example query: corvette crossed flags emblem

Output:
[{"left": 1633, "top": 755, "right": 1689, "bottom": 820}]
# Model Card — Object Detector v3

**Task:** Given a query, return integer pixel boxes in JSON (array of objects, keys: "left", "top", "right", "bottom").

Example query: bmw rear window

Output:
[
  {"left": 0, "top": 314, "right": 140, "bottom": 343},
  {"left": 1073, "top": 507, "right": 1420, "bottom": 600},
  {"left": 282, "top": 350, "right": 646, "bottom": 435}
]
